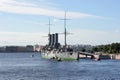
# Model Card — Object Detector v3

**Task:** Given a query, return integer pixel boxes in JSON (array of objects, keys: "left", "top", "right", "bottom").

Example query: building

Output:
[
  {"left": 5, "top": 45, "right": 34, "bottom": 52},
  {"left": 5, "top": 46, "right": 18, "bottom": 52},
  {"left": 17, "top": 46, "right": 27, "bottom": 52},
  {"left": 26, "top": 45, "right": 34, "bottom": 52},
  {"left": 0, "top": 46, "right": 6, "bottom": 52},
  {"left": 34, "top": 44, "right": 41, "bottom": 52}
]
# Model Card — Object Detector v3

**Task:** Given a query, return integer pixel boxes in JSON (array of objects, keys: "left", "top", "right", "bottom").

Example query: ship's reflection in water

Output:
[{"left": 0, "top": 53, "right": 120, "bottom": 80}]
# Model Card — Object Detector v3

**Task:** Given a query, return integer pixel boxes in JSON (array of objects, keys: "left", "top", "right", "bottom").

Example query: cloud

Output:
[
  {"left": 67, "top": 29, "right": 120, "bottom": 45},
  {"left": 0, "top": 29, "right": 120, "bottom": 46},
  {"left": 0, "top": 0, "right": 37, "bottom": 7},
  {"left": 0, "top": 0, "right": 102, "bottom": 19},
  {"left": 0, "top": 32, "right": 48, "bottom": 46}
]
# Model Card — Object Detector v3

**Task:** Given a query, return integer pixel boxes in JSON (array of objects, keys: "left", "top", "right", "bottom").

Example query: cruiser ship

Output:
[{"left": 41, "top": 12, "right": 79, "bottom": 61}]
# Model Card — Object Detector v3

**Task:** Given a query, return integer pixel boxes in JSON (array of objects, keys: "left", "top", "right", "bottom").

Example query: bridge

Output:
[
  {"left": 78, "top": 51, "right": 111, "bottom": 60},
  {"left": 78, "top": 52, "right": 96, "bottom": 59}
]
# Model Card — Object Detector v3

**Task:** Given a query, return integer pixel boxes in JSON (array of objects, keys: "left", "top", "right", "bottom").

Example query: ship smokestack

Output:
[
  {"left": 54, "top": 33, "right": 58, "bottom": 45},
  {"left": 49, "top": 34, "right": 52, "bottom": 46},
  {"left": 51, "top": 34, "right": 55, "bottom": 46},
  {"left": 49, "top": 33, "right": 59, "bottom": 47},
  {"left": 50, "top": 34, "right": 53, "bottom": 46}
]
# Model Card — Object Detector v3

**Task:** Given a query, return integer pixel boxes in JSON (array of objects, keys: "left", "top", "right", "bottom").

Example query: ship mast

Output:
[
  {"left": 61, "top": 11, "right": 69, "bottom": 46},
  {"left": 48, "top": 18, "right": 51, "bottom": 35},
  {"left": 47, "top": 18, "right": 52, "bottom": 45},
  {"left": 64, "top": 11, "right": 67, "bottom": 46}
]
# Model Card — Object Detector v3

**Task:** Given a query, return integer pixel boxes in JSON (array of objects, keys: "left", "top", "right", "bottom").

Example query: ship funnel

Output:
[
  {"left": 48, "top": 34, "right": 52, "bottom": 46},
  {"left": 54, "top": 33, "right": 58, "bottom": 45},
  {"left": 51, "top": 34, "right": 55, "bottom": 46},
  {"left": 49, "top": 33, "right": 59, "bottom": 48}
]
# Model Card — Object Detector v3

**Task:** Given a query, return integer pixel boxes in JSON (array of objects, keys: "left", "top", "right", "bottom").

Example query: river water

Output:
[{"left": 0, "top": 53, "right": 120, "bottom": 80}]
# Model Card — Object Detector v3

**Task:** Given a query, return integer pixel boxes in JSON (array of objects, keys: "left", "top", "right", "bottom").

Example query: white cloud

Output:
[
  {"left": 67, "top": 29, "right": 120, "bottom": 45},
  {"left": 0, "top": 0, "right": 101, "bottom": 19},
  {"left": 0, "top": 29, "right": 120, "bottom": 46},
  {"left": 0, "top": 0, "right": 37, "bottom": 7},
  {"left": 0, "top": 32, "right": 48, "bottom": 46}
]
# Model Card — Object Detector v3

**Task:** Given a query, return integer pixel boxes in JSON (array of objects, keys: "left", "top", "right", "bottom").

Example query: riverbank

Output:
[
  {"left": 79, "top": 53, "right": 120, "bottom": 60},
  {"left": 96, "top": 54, "right": 120, "bottom": 60}
]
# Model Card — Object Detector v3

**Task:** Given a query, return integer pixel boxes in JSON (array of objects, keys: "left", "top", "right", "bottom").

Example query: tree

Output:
[
  {"left": 92, "top": 47, "right": 99, "bottom": 52},
  {"left": 92, "top": 43, "right": 120, "bottom": 54},
  {"left": 81, "top": 48, "right": 86, "bottom": 52}
]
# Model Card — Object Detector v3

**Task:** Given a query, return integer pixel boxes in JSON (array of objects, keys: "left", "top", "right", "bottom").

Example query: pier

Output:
[
  {"left": 78, "top": 52, "right": 95, "bottom": 59},
  {"left": 78, "top": 52, "right": 111, "bottom": 60}
]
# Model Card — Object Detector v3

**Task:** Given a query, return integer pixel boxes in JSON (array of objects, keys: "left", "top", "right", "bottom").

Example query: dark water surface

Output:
[{"left": 0, "top": 53, "right": 120, "bottom": 80}]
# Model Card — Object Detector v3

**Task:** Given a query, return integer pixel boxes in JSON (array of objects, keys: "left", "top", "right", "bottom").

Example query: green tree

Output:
[
  {"left": 92, "top": 47, "right": 99, "bottom": 52},
  {"left": 81, "top": 48, "right": 86, "bottom": 52}
]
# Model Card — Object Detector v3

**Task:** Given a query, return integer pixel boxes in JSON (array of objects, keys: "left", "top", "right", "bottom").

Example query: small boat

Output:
[
  {"left": 95, "top": 58, "right": 100, "bottom": 61},
  {"left": 31, "top": 54, "right": 34, "bottom": 57}
]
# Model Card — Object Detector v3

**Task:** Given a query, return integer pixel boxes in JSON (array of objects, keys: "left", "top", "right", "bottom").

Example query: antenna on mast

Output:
[
  {"left": 47, "top": 18, "right": 52, "bottom": 35},
  {"left": 43, "top": 18, "right": 52, "bottom": 37}
]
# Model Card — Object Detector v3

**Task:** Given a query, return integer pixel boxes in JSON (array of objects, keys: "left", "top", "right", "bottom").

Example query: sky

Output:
[{"left": 0, "top": 0, "right": 120, "bottom": 46}]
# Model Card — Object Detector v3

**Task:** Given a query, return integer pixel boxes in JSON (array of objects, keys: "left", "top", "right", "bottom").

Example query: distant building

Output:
[
  {"left": 6, "top": 46, "right": 18, "bottom": 52},
  {"left": 5, "top": 45, "right": 34, "bottom": 52},
  {"left": 0, "top": 46, "right": 6, "bottom": 52},
  {"left": 26, "top": 45, "right": 34, "bottom": 52},
  {"left": 34, "top": 44, "right": 41, "bottom": 52},
  {"left": 17, "top": 46, "right": 27, "bottom": 52}
]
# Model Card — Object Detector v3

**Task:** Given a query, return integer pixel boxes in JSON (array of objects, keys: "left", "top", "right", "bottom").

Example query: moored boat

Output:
[{"left": 41, "top": 11, "right": 79, "bottom": 61}]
